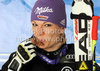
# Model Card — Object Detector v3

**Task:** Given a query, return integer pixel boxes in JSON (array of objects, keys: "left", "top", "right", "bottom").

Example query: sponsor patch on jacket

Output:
[{"left": 37, "top": 15, "right": 49, "bottom": 20}]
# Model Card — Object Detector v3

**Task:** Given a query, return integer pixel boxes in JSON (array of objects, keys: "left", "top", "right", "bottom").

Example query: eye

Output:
[
  {"left": 45, "top": 24, "right": 51, "bottom": 27},
  {"left": 32, "top": 23, "right": 38, "bottom": 27}
]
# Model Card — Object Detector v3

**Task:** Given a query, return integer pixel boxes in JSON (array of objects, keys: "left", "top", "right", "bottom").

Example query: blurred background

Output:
[{"left": 0, "top": 0, "right": 100, "bottom": 69}]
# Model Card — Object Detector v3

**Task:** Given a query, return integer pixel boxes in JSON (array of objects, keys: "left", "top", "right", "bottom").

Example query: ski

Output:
[{"left": 71, "top": 0, "right": 94, "bottom": 71}]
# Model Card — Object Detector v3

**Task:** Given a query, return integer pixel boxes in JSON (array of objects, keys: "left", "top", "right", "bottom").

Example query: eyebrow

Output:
[
  {"left": 31, "top": 21, "right": 36, "bottom": 23},
  {"left": 32, "top": 21, "right": 48, "bottom": 24}
]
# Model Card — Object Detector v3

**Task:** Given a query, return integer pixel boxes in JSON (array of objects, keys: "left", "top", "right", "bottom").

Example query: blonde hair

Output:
[{"left": 60, "top": 33, "right": 66, "bottom": 44}]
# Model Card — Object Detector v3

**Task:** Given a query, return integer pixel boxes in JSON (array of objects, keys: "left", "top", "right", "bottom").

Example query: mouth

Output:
[
  {"left": 30, "top": 37, "right": 44, "bottom": 46},
  {"left": 38, "top": 39, "right": 46, "bottom": 43}
]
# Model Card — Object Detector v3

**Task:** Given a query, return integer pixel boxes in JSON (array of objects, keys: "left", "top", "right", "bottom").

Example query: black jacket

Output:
[{"left": 1, "top": 44, "right": 100, "bottom": 71}]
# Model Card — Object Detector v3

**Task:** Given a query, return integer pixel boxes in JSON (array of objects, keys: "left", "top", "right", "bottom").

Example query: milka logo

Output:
[{"left": 34, "top": 7, "right": 53, "bottom": 15}]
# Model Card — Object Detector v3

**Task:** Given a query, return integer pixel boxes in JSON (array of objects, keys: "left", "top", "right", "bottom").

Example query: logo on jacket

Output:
[
  {"left": 34, "top": 7, "right": 53, "bottom": 15},
  {"left": 61, "top": 66, "right": 73, "bottom": 71},
  {"left": 79, "top": 61, "right": 88, "bottom": 70}
]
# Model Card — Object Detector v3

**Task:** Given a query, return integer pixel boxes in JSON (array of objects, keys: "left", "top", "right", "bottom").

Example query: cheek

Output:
[
  {"left": 32, "top": 28, "right": 37, "bottom": 35},
  {"left": 46, "top": 29, "right": 61, "bottom": 37},
  {"left": 46, "top": 32, "right": 61, "bottom": 43},
  {"left": 53, "top": 34, "right": 61, "bottom": 43},
  {"left": 46, "top": 28, "right": 62, "bottom": 35},
  {"left": 45, "top": 28, "right": 61, "bottom": 39}
]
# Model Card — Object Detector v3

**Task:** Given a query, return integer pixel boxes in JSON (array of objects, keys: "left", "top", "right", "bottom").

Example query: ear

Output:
[{"left": 60, "top": 27, "right": 65, "bottom": 34}]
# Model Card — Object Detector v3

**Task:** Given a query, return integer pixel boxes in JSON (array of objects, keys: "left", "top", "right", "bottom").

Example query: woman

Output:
[{"left": 1, "top": 0, "right": 100, "bottom": 71}]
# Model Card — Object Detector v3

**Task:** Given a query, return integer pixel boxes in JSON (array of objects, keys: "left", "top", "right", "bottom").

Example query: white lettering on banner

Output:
[{"left": 34, "top": 7, "right": 53, "bottom": 15}]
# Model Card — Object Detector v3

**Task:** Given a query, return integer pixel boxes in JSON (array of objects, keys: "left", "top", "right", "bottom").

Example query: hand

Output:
[
  {"left": 17, "top": 38, "right": 36, "bottom": 64},
  {"left": 8, "top": 38, "right": 36, "bottom": 71}
]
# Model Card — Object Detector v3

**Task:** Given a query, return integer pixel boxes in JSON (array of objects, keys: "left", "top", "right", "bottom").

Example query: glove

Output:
[
  {"left": 8, "top": 38, "right": 37, "bottom": 71},
  {"left": 17, "top": 38, "right": 37, "bottom": 64}
]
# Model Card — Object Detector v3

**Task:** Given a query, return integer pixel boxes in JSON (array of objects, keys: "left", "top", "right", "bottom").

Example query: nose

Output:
[{"left": 37, "top": 27, "right": 45, "bottom": 36}]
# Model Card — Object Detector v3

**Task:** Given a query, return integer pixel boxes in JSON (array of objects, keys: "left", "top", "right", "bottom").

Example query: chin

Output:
[{"left": 38, "top": 44, "right": 47, "bottom": 49}]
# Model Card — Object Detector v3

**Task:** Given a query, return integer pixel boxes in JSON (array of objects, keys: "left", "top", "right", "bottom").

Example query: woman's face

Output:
[{"left": 31, "top": 20, "right": 65, "bottom": 51}]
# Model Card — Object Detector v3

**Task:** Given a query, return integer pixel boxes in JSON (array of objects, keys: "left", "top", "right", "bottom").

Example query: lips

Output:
[
  {"left": 38, "top": 39, "right": 46, "bottom": 43},
  {"left": 30, "top": 37, "right": 44, "bottom": 46}
]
